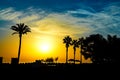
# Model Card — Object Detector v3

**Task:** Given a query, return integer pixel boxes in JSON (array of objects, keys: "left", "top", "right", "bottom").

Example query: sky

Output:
[{"left": 0, "top": 0, "right": 120, "bottom": 63}]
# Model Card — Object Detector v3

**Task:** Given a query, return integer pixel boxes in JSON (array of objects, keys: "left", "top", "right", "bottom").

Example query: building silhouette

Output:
[{"left": 0, "top": 57, "right": 3, "bottom": 64}]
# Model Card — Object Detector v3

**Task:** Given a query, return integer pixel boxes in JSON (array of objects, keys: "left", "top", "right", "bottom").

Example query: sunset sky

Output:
[{"left": 0, "top": 0, "right": 120, "bottom": 63}]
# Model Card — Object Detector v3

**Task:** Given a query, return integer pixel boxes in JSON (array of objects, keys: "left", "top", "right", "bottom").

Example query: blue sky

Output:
[
  {"left": 0, "top": 0, "right": 120, "bottom": 38},
  {"left": 1, "top": 0, "right": 119, "bottom": 12}
]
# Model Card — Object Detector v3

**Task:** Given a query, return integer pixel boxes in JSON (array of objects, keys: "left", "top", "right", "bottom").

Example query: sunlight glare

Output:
[
  {"left": 36, "top": 40, "right": 53, "bottom": 54},
  {"left": 40, "top": 43, "right": 50, "bottom": 53}
]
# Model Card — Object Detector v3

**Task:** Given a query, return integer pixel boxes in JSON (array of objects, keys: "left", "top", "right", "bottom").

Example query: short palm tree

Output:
[
  {"left": 63, "top": 36, "right": 72, "bottom": 64},
  {"left": 78, "top": 37, "right": 84, "bottom": 64},
  {"left": 11, "top": 23, "right": 31, "bottom": 63},
  {"left": 71, "top": 40, "right": 79, "bottom": 64}
]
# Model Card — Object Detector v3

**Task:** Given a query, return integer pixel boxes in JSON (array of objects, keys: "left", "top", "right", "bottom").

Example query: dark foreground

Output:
[{"left": 0, "top": 63, "right": 119, "bottom": 79}]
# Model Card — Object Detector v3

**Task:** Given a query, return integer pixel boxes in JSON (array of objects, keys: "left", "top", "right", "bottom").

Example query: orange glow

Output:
[{"left": 0, "top": 17, "right": 91, "bottom": 64}]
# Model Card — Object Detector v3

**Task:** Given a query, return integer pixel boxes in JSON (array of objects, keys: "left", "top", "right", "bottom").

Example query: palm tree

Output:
[
  {"left": 63, "top": 36, "right": 72, "bottom": 64},
  {"left": 55, "top": 57, "right": 58, "bottom": 63},
  {"left": 78, "top": 37, "right": 84, "bottom": 64},
  {"left": 71, "top": 40, "right": 79, "bottom": 64},
  {"left": 11, "top": 23, "right": 31, "bottom": 63}
]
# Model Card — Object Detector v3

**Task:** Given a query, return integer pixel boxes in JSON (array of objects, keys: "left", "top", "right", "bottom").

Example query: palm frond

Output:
[
  {"left": 11, "top": 23, "right": 31, "bottom": 35},
  {"left": 22, "top": 26, "right": 31, "bottom": 34},
  {"left": 23, "top": 25, "right": 28, "bottom": 31},
  {"left": 21, "top": 23, "right": 24, "bottom": 27},
  {"left": 11, "top": 26, "right": 19, "bottom": 31},
  {"left": 20, "top": 23, "right": 24, "bottom": 30},
  {"left": 16, "top": 24, "right": 20, "bottom": 28},
  {"left": 12, "top": 32, "right": 19, "bottom": 35}
]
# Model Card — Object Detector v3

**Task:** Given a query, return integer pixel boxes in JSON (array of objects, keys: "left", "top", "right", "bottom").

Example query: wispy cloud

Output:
[
  {"left": 66, "top": 2, "right": 120, "bottom": 36},
  {"left": 0, "top": 8, "right": 22, "bottom": 21},
  {"left": 0, "top": 2, "right": 120, "bottom": 38},
  {"left": 30, "top": 13, "right": 91, "bottom": 38},
  {"left": 0, "top": 7, "right": 90, "bottom": 38},
  {"left": 67, "top": 9, "right": 95, "bottom": 16},
  {"left": 0, "top": 7, "right": 46, "bottom": 23}
]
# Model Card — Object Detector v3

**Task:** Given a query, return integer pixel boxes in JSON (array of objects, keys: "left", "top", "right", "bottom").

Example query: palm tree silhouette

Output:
[
  {"left": 63, "top": 36, "right": 72, "bottom": 64},
  {"left": 71, "top": 40, "right": 79, "bottom": 64},
  {"left": 11, "top": 23, "right": 31, "bottom": 63},
  {"left": 55, "top": 57, "right": 58, "bottom": 63},
  {"left": 78, "top": 37, "right": 84, "bottom": 64}
]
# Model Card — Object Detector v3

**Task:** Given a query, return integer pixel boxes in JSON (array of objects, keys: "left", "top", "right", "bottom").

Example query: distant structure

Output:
[
  {"left": 0, "top": 57, "right": 3, "bottom": 64},
  {"left": 11, "top": 58, "right": 18, "bottom": 64},
  {"left": 35, "top": 60, "right": 42, "bottom": 64}
]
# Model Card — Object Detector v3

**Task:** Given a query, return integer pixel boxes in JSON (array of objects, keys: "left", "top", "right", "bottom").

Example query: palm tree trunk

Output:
[
  {"left": 66, "top": 47, "right": 68, "bottom": 64},
  {"left": 74, "top": 48, "right": 76, "bottom": 64},
  {"left": 18, "top": 34, "right": 22, "bottom": 64},
  {"left": 80, "top": 49, "right": 82, "bottom": 64}
]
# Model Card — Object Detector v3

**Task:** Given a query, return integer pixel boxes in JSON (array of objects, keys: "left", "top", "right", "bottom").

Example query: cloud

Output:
[
  {"left": 91, "top": 3, "right": 120, "bottom": 35},
  {"left": 0, "top": 8, "right": 22, "bottom": 21},
  {"left": 0, "top": 7, "right": 47, "bottom": 23},
  {"left": 65, "top": 2, "right": 120, "bottom": 37},
  {"left": 0, "top": 7, "right": 48, "bottom": 38},
  {"left": 0, "top": 1, "right": 120, "bottom": 39},
  {"left": 30, "top": 13, "right": 91, "bottom": 39},
  {"left": 67, "top": 9, "right": 95, "bottom": 16}
]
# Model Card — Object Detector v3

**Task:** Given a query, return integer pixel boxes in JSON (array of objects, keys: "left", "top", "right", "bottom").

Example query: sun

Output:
[
  {"left": 40, "top": 43, "right": 50, "bottom": 53},
  {"left": 36, "top": 41, "right": 52, "bottom": 54},
  {"left": 35, "top": 37, "right": 55, "bottom": 54}
]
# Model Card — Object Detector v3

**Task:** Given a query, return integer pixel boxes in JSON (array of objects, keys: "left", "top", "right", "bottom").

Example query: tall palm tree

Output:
[
  {"left": 63, "top": 36, "right": 72, "bottom": 64},
  {"left": 11, "top": 23, "right": 31, "bottom": 63},
  {"left": 78, "top": 37, "right": 84, "bottom": 64},
  {"left": 71, "top": 40, "right": 79, "bottom": 64}
]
